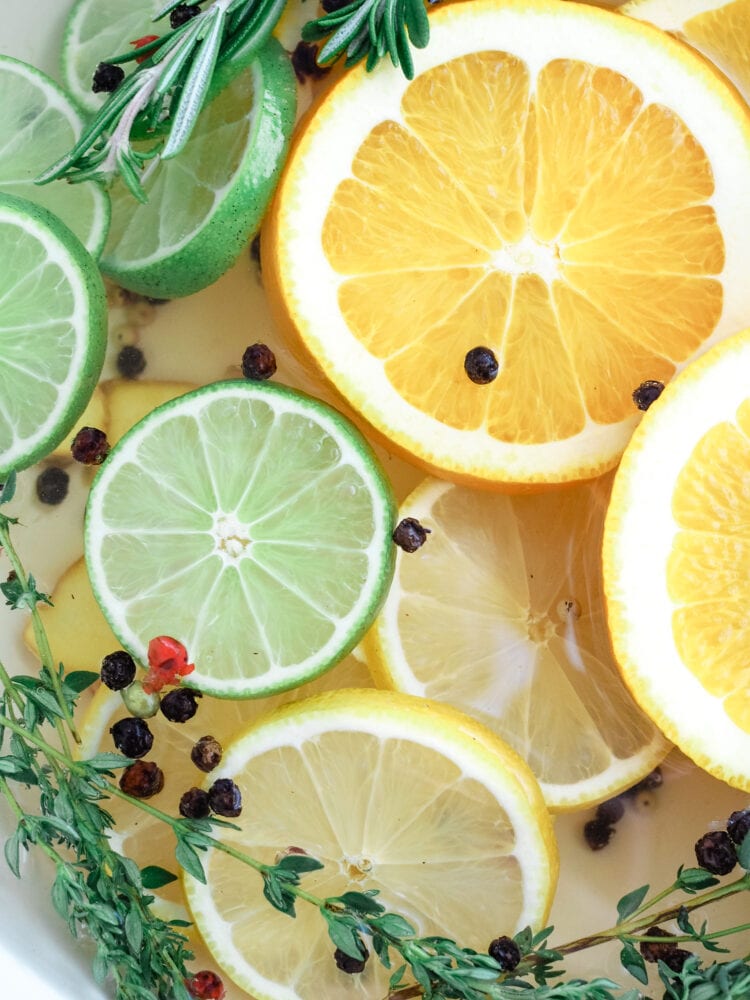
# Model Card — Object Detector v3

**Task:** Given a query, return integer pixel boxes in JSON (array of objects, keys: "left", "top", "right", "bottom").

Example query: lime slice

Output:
[
  {"left": 60, "top": 0, "right": 162, "bottom": 115},
  {"left": 0, "top": 193, "right": 107, "bottom": 477},
  {"left": 84, "top": 381, "right": 397, "bottom": 698},
  {"left": 99, "top": 37, "right": 296, "bottom": 299},
  {"left": 183, "top": 689, "right": 558, "bottom": 1000},
  {"left": 0, "top": 55, "right": 110, "bottom": 257}
]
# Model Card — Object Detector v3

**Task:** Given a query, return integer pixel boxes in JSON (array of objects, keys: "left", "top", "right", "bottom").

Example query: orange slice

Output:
[{"left": 264, "top": 0, "right": 750, "bottom": 489}]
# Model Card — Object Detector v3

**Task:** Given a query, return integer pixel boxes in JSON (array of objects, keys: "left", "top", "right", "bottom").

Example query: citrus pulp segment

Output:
[
  {"left": 623, "top": 0, "right": 750, "bottom": 104},
  {"left": 264, "top": 0, "right": 750, "bottom": 489},
  {"left": 0, "top": 55, "right": 109, "bottom": 256},
  {"left": 183, "top": 688, "right": 558, "bottom": 1000},
  {"left": 84, "top": 381, "right": 397, "bottom": 698},
  {"left": 604, "top": 329, "right": 750, "bottom": 792},
  {"left": 77, "top": 653, "right": 373, "bottom": 916},
  {"left": 367, "top": 475, "right": 669, "bottom": 810},
  {"left": 0, "top": 193, "right": 107, "bottom": 477},
  {"left": 99, "top": 37, "right": 296, "bottom": 299}
]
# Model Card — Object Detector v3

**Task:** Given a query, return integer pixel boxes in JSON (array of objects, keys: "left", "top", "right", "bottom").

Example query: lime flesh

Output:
[{"left": 85, "top": 381, "right": 397, "bottom": 698}]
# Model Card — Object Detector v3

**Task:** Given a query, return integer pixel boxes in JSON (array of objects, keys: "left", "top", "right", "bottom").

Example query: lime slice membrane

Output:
[
  {"left": 0, "top": 192, "right": 107, "bottom": 477},
  {"left": 85, "top": 381, "right": 397, "bottom": 698}
]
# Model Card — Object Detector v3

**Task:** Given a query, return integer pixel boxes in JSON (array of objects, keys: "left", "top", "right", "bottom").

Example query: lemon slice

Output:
[
  {"left": 623, "top": 0, "right": 750, "bottom": 103},
  {"left": 367, "top": 476, "right": 669, "bottom": 810},
  {"left": 264, "top": 0, "right": 750, "bottom": 488},
  {"left": 183, "top": 688, "right": 558, "bottom": 1000},
  {"left": 85, "top": 381, "right": 396, "bottom": 698},
  {"left": 0, "top": 193, "right": 107, "bottom": 477},
  {"left": 604, "top": 328, "right": 750, "bottom": 791},
  {"left": 0, "top": 55, "right": 109, "bottom": 256}
]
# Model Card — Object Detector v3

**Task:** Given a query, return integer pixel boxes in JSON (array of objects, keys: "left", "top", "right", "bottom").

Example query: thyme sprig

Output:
[
  {"left": 37, "top": 0, "right": 286, "bottom": 201},
  {"left": 301, "top": 0, "right": 431, "bottom": 79},
  {"left": 2, "top": 469, "right": 750, "bottom": 999}
]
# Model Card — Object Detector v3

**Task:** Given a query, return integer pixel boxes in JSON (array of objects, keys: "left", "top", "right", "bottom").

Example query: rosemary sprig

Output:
[
  {"left": 301, "top": 0, "right": 431, "bottom": 79},
  {"left": 2, "top": 469, "right": 750, "bottom": 1000},
  {"left": 36, "top": 0, "right": 286, "bottom": 201}
]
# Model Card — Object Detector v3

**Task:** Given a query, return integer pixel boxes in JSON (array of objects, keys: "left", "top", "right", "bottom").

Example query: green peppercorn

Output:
[{"left": 121, "top": 681, "right": 161, "bottom": 719}]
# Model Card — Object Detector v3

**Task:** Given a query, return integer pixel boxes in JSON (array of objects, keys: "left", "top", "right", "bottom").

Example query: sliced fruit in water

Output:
[
  {"left": 183, "top": 688, "right": 558, "bottom": 1000},
  {"left": 0, "top": 192, "right": 107, "bottom": 477},
  {"left": 604, "top": 328, "right": 750, "bottom": 792},
  {"left": 85, "top": 380, "right": 397, "bottom": 698},
  {"left": 0, "top": 54, "right": 109, "bottom": 256}
]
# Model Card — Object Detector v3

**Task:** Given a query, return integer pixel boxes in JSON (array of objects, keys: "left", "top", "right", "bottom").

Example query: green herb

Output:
[
  {"left": 2, "top": 471, "right": 750, "bottom": 999},
  {"left": 301, "top": 0, "right": 431, "bottom": 79},
  {"left": 36, "top": 0, "right": 286, "bottom": 201}
]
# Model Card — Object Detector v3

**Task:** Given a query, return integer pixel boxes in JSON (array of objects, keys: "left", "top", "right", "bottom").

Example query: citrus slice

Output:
[
  {"left": 604, "top": 328, "right": 750, "bottom": 792},
  {"left": 264, "top": 0, "right": 750, "bottom": 489},
  {"left": 0, "top": 193, "right": 107, "bottom": 477},
  {"left": 0, "top": 55, "right": 109, "bottom": 256},
  {"left": 77, "top": 651, "right": 373, "bottom": 918},
  {"left": 623, "top": 0, "right": 750, "bottom": 104},
  {"left": 367, "top": 476, "right": 669, "bottom": 810},
  {"left": 183, "top": 688, "right": 558, "bottom": 1000},
  {"left": 99, "top": 37, "right": 296, "bottom": 300},
  {"left": 84, "top": 380, "right": 397, "bottom": 698}
]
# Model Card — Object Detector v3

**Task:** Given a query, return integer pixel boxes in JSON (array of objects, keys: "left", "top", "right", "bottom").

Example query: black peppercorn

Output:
[
  {"left": 392, "top": 517, "right": 431, "bottom": 553},
  {"left": 119, "top": 759, "right": 164, "bottom": 798},
  {"left": 488, "top": 935, "right": 521, "bottom": 971},
  {"left": 92, "top": 62, "right": 125, "bottom": 93},
  {"left": 595, "top": 796, "right": 625, "bottom": 826},
  {"left": 116, "top": 345, "right": 147, "bottom": 379},
  {"left": 160, "top": 688, "right": 201, "bottom": 723},
  {"left": 694, "top": 830, "right": 737, "bottom": 875},
  {"left": 179, "top": 787, "right": 211, "bottom": 819},
  {"left": 170, "top": 3, "right": 202, "bottom": 28},
  {"left": 583, "top": 817, "right": 615, "bottom": 851},
  {"left": 36, "top": 466, "right": 69, "bottom": 505},
  {"left": 110, "top": 717, "right": 154, "bottom": 758},
  {"left": 100, "top": 650, "right": 137, "bottom": 691},
  {"left": 291, "top": 41, "right": 330, "bottom": 84},
  {"left": 632, "top": 380, "right": 665, "bottom": 411},
  {"left": 71, "top": 426, "right": 110, "bottom": 465},
  {"left": 208, "top": 778, "right": 242, "bottom": 817},
  {"left": 241, "top": 343, "right": 277, "bottom": 381},
  {"left": 464, "top": 346, "right": 499, "bottom": 384},
  {"left": 639, "top": 926, "right": 679, "bottom": 964},
  {"left": 727, "top": 808, "right": 750, "bottom": 846},
  {"left": 321, "top": 0, "right": 351, "bottom": 10},
  {"left": 249, "top": 234, "right": 262, "bottom": 271},
  {"left": 191, "top": 735, "right": 223, "bottom": 773},
  {"left": 333, "top": 944, "right": 368, "bottom": 974}
]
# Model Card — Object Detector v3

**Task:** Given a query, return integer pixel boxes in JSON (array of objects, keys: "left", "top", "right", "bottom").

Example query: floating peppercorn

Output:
[
  {"left": 464, "top": 346, "right": 499, "bottom": 384},
  {"left": 333, "top": 944, "right": 368, "bottom": 974},
  {"left": 120, "top": 760, "right": 164, "bottom": 798},
  {"left": 36, "top": 466, "right": 69, "bottom": 505},
  {"left": 321, "top": 0, "right": 351, "bottom": 10},
  {"left": 160, "top": 687, "right": 201, "bottom": 723},
  {"left": 488, "top": 935, "right": 521, "bottom": 971},
  {"left": 170, "top": 3, "right": 201, "bottom": 28},
  {"left": 727, "top": 808, "right": 750, "bottom": 846},
  {"left": 191, "top": 735, "right": 223, "bottom": 773},
  {"left": 110, "top": 717, "right": 154, "bottom": 758},
  {"left": 185, "top": 970, "right": 226, "bottom": 1000},
  {"left": 179, "top": 787, "right": 211, "bottom": 819},
  {"left": 694, "top": 830, "right": 737, "bottom": 875},
  {"left": 71, "top": 426, "right": 110, "bottom": 465},
  {"left": 130, "top": 34, "right": 160, "bottom": 64},
  {"left": 595, "top": 796, "right": 625, "bottom": 826},
  {"left": 116, "top": 345, "right": 147, "bottom": 379},
  {"left": 291, "top": 41, "right": 330, "bottom": 83},
  {"left": 583, "top": 817, "right": 615, "bottom": 851},
  {"left": 121, "top": 681, "right": 161, "bottom": 719},
  {"left": 100, "top": 650, "right": 137, "bottom": 691},
  {"left": 92, "top": 62, "right": 125, "bottom": 93},
  {"left": 639, "top": 926, "right": 680, "bottom": 964},
  {"left": 632, "top": 380, "right": 664, "bottom": 411},
  {"left": 392, "top": 517, "right": 431, "bottom": 553},
  {"left": 241, "top": 342, "right": 277, "bottom": 381},
  {"left": 143, "top": 635, "right": 195, "bottom": 693},
  {"left": 208, "top": 778, "right": 242, "bottom": 817},
  {"left": 249, "top": 234, "right": 262, "bottom": 271}
]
